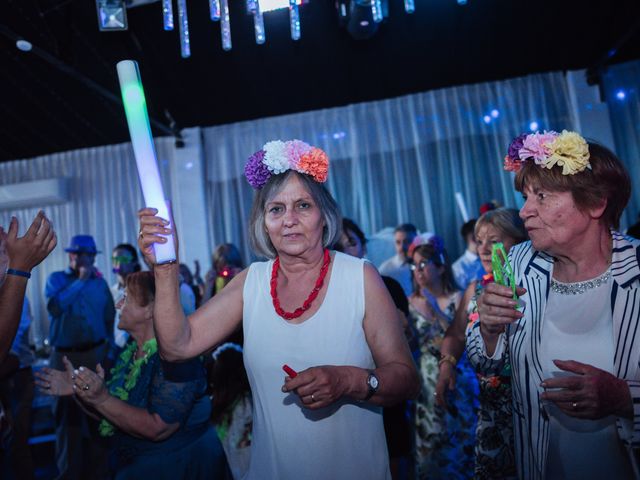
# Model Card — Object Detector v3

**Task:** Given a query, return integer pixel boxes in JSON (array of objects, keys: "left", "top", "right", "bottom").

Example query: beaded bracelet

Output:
[{"left": 6, "top": 269, "right": 31, "bottom": 279}]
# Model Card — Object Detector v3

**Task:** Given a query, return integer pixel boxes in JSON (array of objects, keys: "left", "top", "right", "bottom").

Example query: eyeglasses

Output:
[{"left": 410, "top": 260, "right": 433, "bottom": 271}]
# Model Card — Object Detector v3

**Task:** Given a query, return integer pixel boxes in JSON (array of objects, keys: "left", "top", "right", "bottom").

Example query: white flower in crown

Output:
[{"left": 263, "top": 140, "right": 290, "bottom": 174}]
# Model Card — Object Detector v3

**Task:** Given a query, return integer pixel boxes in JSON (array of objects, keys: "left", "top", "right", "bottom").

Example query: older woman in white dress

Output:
[{"left": 138, "top": 140, "right": 419, "bottom": 480}]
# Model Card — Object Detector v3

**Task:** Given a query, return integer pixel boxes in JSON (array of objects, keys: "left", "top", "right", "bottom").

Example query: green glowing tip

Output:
[{"left": 123, "top": 84, "right": 145, "bottom": 109}]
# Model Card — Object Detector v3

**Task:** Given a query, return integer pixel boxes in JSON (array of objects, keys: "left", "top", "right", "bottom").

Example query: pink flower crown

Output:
[
  {"left": 503, "top": 130, "right": 591, "bottom": 176},
  {"left": 244, "top": 139, "right": 329, "bottom": 189}
]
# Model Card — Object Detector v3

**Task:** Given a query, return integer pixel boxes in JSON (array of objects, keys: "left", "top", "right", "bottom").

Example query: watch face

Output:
[{"left": 368, "top": 374, "right": 379, "bottom": 390}]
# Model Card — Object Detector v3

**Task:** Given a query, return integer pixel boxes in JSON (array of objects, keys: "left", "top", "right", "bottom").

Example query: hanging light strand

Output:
[
  {"left": 372, "top": 0, "right": 383, "bottom": 22},
  {"left": 289, "top": 0, "right": 301, "bottom": 41},
  {"left": 404, "top": 0, "right": 415, "bottom": 14},
  {"left": 209, "top": 0, "right": 221, "bottom": 20},
  {"left": 221, "top": 0, "right": 232, "bottom": 50},
  {"left": 162, "top": 0, "right": 174, "bottom": 30},
  {"left": 177, "top": 0, "right": 190, "bottom": 57},
  {"left": 252, "top": 0, "right": 266, "bottom": 45}
]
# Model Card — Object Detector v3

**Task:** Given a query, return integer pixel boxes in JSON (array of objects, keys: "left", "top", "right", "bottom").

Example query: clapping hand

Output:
[
  {"left": 4, "top": 211, "right": 57, "bottom": 273},
  {"left": 34, "top": 355, "right": 75, "bottom": 396},
  {"left": 0, "top": 229, "right": 8, "bottom": 286},
  {"left": 72, "top": 361, "right": 110, "bottom": 407}
]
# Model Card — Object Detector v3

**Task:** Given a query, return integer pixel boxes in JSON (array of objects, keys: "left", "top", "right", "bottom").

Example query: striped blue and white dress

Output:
[{"left": 467, "top": 231, "right": 640, "bottom": 479}]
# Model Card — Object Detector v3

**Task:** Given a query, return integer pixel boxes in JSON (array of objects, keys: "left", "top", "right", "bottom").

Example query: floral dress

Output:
[
  {"left": 466, "top": 282, "right": 516, "bottom": 479},
  {"left": 410, "top": 295, "right": 479, "bottom": 480}
]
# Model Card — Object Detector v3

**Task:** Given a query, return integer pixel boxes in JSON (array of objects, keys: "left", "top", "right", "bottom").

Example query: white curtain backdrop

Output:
[
  {"left": 603, "top": 59, "right": 640, "bottom": 228},
  {"left": 7, "top": 69, "right": 629, "bottom": 346},
  {"left": 202, "top": 72, "right": 575, "bottom": 264},
  {"left": 0, "top": 139, "right": 176, "bottom": 346}
]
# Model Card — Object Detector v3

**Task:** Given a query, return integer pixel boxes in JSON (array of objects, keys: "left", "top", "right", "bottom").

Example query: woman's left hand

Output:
[
  {"left": 72, "top": 362, "right": 110, "bottom": 407},
  {"left": 282, "top": 365, "right": 348, "bottom": 409},
  {"left": 541, "top": 359, "right": 633, "bottom": 419}
]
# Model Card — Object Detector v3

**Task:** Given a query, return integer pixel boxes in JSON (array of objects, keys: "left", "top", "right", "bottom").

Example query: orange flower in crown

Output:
[{"left": 244, "top": 140, "right": 329, "bottom": 189}]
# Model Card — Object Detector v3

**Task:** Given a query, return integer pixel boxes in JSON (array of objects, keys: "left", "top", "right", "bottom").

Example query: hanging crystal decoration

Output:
[
  {"left": 404, "top": 0, "right": 415, "bottom": 13},
  {"left": 177, "top": 0, "right": 190, "bottom": 57},
  {"left": 209, "top": 0, "right": 221, "bottom": 20},
  {"left": 220, "top": 0, "right": 231, "bottom": 50},
  {"left": 337, "top": 0, "right": 348, "bottom": 19},
  {"left": 252, "top": 0, "right": 266, "bottom": 45},
  {"left": 162, "top": 0, "right": 174, "bottom": 30},
  {"left": 372, "top": 0, "right": 383, "bottom": 23},
  {"left": 289, "top": 0, "right": 301, "bottom": 41}
]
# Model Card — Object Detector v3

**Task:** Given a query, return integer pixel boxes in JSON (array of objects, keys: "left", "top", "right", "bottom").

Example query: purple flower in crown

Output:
[
  {"left": 507, "top": 134, "right": 527, "bottom": 161},
  {"left": 244, "top": 150, "right": 272, "bottom": 190}
]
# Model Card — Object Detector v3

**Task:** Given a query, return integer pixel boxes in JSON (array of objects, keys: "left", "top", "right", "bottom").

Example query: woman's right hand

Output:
[
  {"left": 477, "top": 283, "right": 526, "bottom": 338},
  {"left": 34, "top": 355, "right": 75, "bottom": 396},
  {"left": 435, "top": 362, "right": 456, "bottom": 407},
  {"left": 137, "top": 207, "right": 177, "bottom": 267}
]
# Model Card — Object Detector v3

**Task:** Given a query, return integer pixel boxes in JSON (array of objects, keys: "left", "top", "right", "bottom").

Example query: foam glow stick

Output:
[{"left": 116, "top": 60, "right": 177, "bottom": 265}]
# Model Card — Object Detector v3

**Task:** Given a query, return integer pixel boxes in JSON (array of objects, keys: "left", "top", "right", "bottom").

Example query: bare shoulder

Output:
[{"left": 363, "top": 260, "right": 386, "bottom": 289}]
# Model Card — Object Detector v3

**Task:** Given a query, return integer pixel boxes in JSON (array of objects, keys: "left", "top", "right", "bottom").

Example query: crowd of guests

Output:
[{"left": 0, "top": 131, "right": 639, "bottom": 479}]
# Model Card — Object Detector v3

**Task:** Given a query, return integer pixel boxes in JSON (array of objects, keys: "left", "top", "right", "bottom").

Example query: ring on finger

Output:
[
  {"left": 311, "top": 393, "right": 316, "bottom": 402},
  {"left": 571, "top": 402, "right": 578, "bottom": 410},
  {"left": 83, "top": 384, "right": 90, "bottom": 391},
  {"left": 139, "top": 231, "right": 144, "bottom": 239}
]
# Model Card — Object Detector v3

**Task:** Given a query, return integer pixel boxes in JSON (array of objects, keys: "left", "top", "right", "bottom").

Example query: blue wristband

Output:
[{"left": 6, "top": 268, "right": 31, "bottom": 279}]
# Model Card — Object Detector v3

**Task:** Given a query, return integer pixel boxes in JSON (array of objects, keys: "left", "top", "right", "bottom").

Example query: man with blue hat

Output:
[{"left": 45, "top": 234, "right": 114, "bottom": 480}]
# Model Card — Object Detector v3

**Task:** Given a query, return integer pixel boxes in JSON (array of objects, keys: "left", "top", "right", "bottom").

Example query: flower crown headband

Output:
[
  {"left": 244, "top": 139, "right": 329, "bottom": 190},
  {"left": 503, "top": 129, "right": 591, "bottom": 176}
]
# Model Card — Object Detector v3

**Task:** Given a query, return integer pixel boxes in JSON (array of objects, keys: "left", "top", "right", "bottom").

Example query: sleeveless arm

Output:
[
  {"left": 359, "top": 262, "right": 420, "bottom": 404},
  {"left": 153, "top": 265, "right": 246, "bottom": 361}
]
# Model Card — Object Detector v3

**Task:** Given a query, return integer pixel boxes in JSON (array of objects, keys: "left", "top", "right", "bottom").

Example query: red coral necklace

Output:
[{"left": 270, "top": 248, "right": 331, "bottom": 320}]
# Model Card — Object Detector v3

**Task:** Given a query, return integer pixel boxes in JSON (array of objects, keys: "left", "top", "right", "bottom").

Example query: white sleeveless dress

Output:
[{"left": 242, "top": 251, "right": 391, "bottom": 480}]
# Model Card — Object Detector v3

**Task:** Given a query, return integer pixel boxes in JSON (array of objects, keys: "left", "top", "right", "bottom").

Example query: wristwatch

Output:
[{"left": 363, "top": 371, "right": 379, "bottom": 401}]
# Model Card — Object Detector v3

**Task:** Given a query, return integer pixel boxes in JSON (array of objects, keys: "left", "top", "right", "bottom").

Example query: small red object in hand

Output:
[{"left": 282, "top": 364, "right": 297, "bottom": 378}]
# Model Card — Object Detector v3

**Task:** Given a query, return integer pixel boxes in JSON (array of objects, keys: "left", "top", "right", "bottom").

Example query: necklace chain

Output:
[
  {"left": 550, "top": 269, "right": 611, "bottom": 295},
  {"left": 270, "top": 249, "right": 331, "bottom": 320}
]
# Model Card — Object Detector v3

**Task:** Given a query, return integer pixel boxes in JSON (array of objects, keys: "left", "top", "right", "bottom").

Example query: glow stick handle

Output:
[{"left": 116, "top": 60, "right": 176, "bottom": 265}]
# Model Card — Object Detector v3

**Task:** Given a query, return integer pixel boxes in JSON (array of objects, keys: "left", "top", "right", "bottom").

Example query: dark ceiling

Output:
[{"left": 1, "top": 0, "right": 639, "bottom": 162}]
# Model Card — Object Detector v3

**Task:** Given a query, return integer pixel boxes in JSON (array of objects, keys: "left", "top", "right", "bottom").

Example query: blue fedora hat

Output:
[{"left": 65, "top": 235, "right": 100, "bottom": 254}]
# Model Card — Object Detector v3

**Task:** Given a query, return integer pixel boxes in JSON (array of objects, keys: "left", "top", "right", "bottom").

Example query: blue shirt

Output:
[{"left": 45, "top": 268, "right": 115, "bottom": 348}]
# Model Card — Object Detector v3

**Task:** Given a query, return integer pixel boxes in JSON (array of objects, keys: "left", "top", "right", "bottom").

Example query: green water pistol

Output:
[{"left": 491, "top": 242, "right": 517, "bottom": 301}]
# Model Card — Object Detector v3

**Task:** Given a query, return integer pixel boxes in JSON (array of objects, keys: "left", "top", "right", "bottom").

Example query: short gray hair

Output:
[
  {"left": 475, "top": 208, "right": 528, "bottom": 245},
  {"left": 249, "top": 171, "right": 343, "bottom": 259}
]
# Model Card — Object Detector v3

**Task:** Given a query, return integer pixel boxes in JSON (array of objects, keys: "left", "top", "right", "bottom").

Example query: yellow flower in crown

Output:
[{"left": 545, "top": 130, "right": 591, "bottom": 175}]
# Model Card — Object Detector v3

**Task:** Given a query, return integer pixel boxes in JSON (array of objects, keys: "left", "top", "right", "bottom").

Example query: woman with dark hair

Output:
[
  {"left": 437, "top": 208, "right": 528, "bottom": 479},
  {"left": 408, "top": 242, "right": 478, "bottom": 479},
  {"left": 138, "top": 140, "right": 418, "bottom": 479},
  {"left": 470, "top": 131, "right": 640, "bottom": 478},
  {"left": 209, "top": 339, "right": 252, "bottom": 479},
  {"left": 35, "top": 272, "right": 225, "bottom": 478},
  {"left": 203, "top": 243, "right": 245, "bottom": 302}
]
